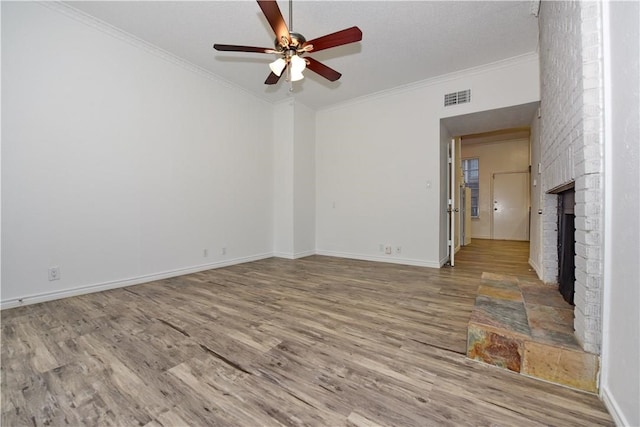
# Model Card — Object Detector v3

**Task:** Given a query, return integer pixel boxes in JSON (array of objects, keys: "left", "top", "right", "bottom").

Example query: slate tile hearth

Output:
[
  {"left": 467, "top": 272, "right": 599, "bottom": 392},
  {"left": 471, "top": 296, "right": 530, "bottom": 337}
]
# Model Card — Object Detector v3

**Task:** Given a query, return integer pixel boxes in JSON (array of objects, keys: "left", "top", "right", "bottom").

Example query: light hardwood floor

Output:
[{"left": 1, "top": 241, "right": 613, "bottom": 426}]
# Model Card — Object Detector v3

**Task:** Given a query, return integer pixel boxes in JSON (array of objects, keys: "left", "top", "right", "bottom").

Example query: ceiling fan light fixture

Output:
[
  {"left": 213, "top": 0, "right": 362, "bottom": 86},
  {"left": 290, "top": 54, "right": 306, "bottom": 73},
  {"left": 290, "top": 70, "right": 304, "bottom": 82},
  {"left": 269, "top": 57, "right": 287, "bottom": 76}
]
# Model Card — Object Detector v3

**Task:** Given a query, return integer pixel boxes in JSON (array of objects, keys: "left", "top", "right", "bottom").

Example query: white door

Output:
[
  {"left": 492, "top": 171, "right": 529, "bottom": 241},
  {"left": 462, "top": 187, "right": 472, "bottom": 246}
]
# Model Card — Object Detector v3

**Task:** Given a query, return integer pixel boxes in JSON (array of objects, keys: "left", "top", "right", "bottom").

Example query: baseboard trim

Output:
[
  {"left": 528, "top": 257, "right": 543, "bottom": 280},
  {"left": 601, "top": 385, "right": 630, "bottom": 427},
  {"left": 273, "top": 252, "right": 295, "bottom": 259},
  {"left": 273, "top": 250, "right": 316, "bottom": 260},
  {"left": 1, "top": 250, "right": 442, "bottom": 309},
  {"left": 0, "top": 252, "right": 273, "bottom": 310},
  {"left": 293, "top": 250, "right": 315, "bottom": 259},
  {"left": 315, "top": 250, "right": 441, "bottom": 268}
]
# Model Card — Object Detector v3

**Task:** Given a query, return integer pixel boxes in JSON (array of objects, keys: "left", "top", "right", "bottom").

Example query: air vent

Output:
[{"left": 444, "top": 89, "right": 471, "bottom": 107}]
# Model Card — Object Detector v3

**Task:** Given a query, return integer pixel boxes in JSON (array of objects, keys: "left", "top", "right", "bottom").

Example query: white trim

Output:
[
  {"left": 318, "top": 52, "right": 539, "bottom": 113},
  {"left": 272, "top": 251, "right": 315, "bottom": 260},
  {"left": 528, "top": 257, "right": 543, "bottom": 280},
  {"left": 273, "top": 252, "right": 295, "bottom": 260},
  {"left": 315, "top": 250, "right": 441, "bottom": 269},
  {"left": 0, "top": 253, "right": 273, "bottom": 310},
  {"left": 601, "top": 385, "right": 629, "bottom": 427},
  {"left": 292, "top": 250, "right": 316, "bottom": 259},
  {"left": 38, "top": 1, "right": 272, "bottom": 108},
  {"left": 469, "top": 233, "right": 491, "bottom": 240},
  {"left": 600, "top": 0, "right": 613, "bottom": 412},
  {"left": 1, "top": 249, "right": 438, "bottom": 309},
  {"left": 439, "top": 255, "right": 450, "bottom": 267}
]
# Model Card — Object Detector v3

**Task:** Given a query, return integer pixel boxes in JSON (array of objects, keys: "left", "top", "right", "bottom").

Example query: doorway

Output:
[{"left": 439, "top": 101, "right": 540, "bottom": 264}]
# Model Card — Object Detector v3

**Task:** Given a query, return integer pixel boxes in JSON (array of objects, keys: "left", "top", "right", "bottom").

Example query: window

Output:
[{"left": 462, "top": 158, "right": 479, "bottom": 217}]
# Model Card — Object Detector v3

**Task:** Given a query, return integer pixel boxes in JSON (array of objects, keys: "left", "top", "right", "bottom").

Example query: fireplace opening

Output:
[{"left": 557, "top": 187, "right": 576, "bottom": 305}]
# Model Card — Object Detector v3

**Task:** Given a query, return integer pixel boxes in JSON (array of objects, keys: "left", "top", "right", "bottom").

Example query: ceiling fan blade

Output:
[
  {"left": 303, "top": 26, "right": 362, "bottom": 53},
  {"left": 305, "top": 57, "right": 342, "bottom": 82},
  {"left": 257, "top": 0, "right": 291, "bottom": 45},
  {"left": 265, "top": 70, "right": 283, "bottom": 85},
  {"left": 213, "top": 44, "right": 273, "bottom": 53}
]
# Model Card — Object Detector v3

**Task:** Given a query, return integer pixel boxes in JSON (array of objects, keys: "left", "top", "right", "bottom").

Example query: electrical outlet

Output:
[
  {"left": 385, "top": 246, "right": 392, "bottom": 254},
  {"left": 48, "top": 267, "right": 60, "bottom": 281},
  {"left": 203, "top": 249, "right": 208, "bottom": 257},
  {"left": 221, "top": 247, "right": 227, "bottom": 255}
]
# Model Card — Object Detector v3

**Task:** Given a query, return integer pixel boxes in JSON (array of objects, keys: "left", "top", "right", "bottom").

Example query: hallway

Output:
[{"left": 453, "top": 238, "right": 536, "bottom": 277}]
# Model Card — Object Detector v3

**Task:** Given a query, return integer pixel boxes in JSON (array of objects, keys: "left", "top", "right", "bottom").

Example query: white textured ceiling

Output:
[{"left": 64, "top": 1, "right": 539, "bottom": 110}]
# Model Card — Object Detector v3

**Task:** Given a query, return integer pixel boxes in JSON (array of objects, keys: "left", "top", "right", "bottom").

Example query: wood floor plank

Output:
[{"left": 1, "top": 241, "right": 614, "bottom": 426}]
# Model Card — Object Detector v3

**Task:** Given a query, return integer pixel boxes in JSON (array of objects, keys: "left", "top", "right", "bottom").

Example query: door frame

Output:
[{"left": 447, "top": 138, "right": 462, "bottom": 265}]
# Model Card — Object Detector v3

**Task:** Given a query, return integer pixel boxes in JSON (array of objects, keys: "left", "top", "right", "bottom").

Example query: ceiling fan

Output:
[{"left": 213, "top": 0, "right": 362, "bottom": 86}]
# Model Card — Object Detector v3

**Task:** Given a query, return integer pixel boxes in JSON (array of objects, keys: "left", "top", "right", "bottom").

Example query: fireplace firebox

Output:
[{"left": 557, "top": 187, "right": 575, "bottom": 305}]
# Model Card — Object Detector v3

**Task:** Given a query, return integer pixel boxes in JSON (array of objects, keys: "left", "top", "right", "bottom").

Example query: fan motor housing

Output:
[{"left": 275, "top": 32, "right": 306, "bottom": 51}]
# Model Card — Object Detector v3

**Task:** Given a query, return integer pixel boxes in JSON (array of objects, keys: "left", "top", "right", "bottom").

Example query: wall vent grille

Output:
[{"left": 444, "top": 89, "right": 471, "bottom": 107}]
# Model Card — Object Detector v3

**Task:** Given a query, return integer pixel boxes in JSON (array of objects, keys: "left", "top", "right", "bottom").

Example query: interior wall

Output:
[
  {"left": 539, "top": 0, "right": 605, "bottom": 354},
  {"left": 528, "top": 114, "right": 544, "bottom": 276},
  {"left": 273, "top": 100, "right": 316, "bottom": 259},
  {"left": 1, "top": 2, "right": 274, "bottom": 306},
  {"left": 601, "top": 1, "right": 640, "bottom": 425},
  {"left": 460, "top": 138, "right": 530, "bottom": 240},
  {"left": 316, "top": 54, "right": 540, "bottom": 267},
  {"left": 293, "top": 101, "right": 316, "bottom": 257},
  {"left": 273, "top": 101, "right": 294, "bottom": 257}
]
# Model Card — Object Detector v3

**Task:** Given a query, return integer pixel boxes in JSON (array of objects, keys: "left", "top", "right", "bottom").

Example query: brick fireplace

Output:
[{"left": 532, "top": 1, "right": 605, "bottom": 355}]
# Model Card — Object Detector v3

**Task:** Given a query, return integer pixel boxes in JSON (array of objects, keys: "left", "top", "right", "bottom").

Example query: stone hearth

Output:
[{"left": 467, "top": 272, "right": 599, "bottom": 392}]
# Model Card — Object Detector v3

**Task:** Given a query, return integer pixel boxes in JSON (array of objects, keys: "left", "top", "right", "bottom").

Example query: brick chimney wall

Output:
[{"left": 538, "top": 1, "right": 605, "bottom": 354}]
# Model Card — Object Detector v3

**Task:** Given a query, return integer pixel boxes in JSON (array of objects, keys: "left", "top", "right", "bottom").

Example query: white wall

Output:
[
  {"left": 461, "top": 138, "right": 530, "bottom": 240},
  {"left": 315, "top": 54, "right": 539, "bottom": 267},
  {"left": 528, "top": 114, "right": 544, "bottom": 277},
  {"left": 601, "top": 1, "right": 640, "bottom": 425},
  {"left": 273, "top": 101, "right": 295, "bottom": 257},
  {"left": 293, "top": 102, "right": 316, "bottom": 257},
  {"left": 272, "top": 99, "right": 316, "bottom": 259},
  {"left": 316, "top": 89, "right": 441, "bottom": 266},
  {"left": 1, "top": 2, "right": 274, "bottom": 306}
]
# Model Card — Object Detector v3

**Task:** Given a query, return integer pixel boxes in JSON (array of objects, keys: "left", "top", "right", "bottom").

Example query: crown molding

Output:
[
  {"left": 38, "top": 1, "right": 272, "bottom": 107},
  {"left": 318, "top": 52, "right": 540, "bottom": 113}
]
